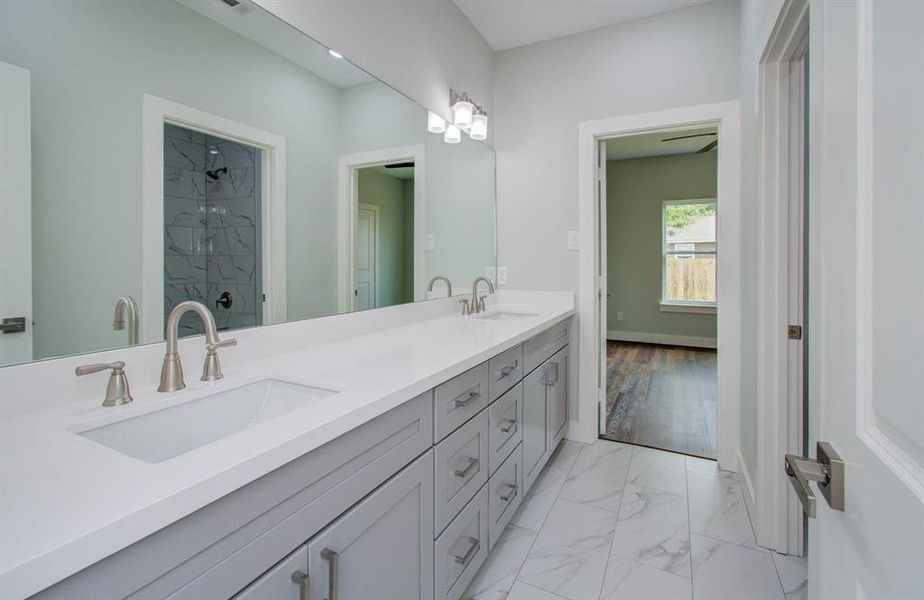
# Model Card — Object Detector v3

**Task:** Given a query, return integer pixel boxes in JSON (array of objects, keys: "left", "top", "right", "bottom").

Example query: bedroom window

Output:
[{"left": 661, "top": 199, "right": 717, "bottom": 312}]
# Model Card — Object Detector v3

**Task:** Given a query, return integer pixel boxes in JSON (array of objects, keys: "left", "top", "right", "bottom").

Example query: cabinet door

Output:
[
  {"left": 232, "top": 545, "right": 307, "bottom": 600},
  {"left": 547, "top": 346, "right": 568, "bottom": 447},
  {"left": 306, "top": 451, "right": 434, "bottom": 600},
  {"left": 521, "top": 367, "right": 549, "bottom": 493}
]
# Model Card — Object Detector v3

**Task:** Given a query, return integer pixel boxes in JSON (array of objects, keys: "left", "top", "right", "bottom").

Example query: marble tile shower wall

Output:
[{"left": 164, "top": 124, "right": 262, "bottom": 337}]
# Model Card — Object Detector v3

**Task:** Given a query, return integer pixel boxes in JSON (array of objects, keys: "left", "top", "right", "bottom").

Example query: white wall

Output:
[
  {"left": 253, "top": 0, "right": 494, "bottom": 128},
  {"left": 494, "top": 1, "right": 740, "bottom": 293},
  {"left": 737, "top": 0, "right": 785, "bottom": 483}
]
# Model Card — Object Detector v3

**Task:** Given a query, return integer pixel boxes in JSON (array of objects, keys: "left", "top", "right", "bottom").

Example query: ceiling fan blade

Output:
[
  {"left": 384, "top": 161, "right": 415, "bottom": 169},
  {"left": 697, "top": 140, "right": 718, "bottom": 153},
  {"left": 661, "top": 132, "right": 717, "bottom": 142}
]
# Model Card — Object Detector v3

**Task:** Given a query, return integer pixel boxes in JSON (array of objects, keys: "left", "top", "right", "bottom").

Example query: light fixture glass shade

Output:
[
  {"left": 444, "top": 123, "right": 461, "bottom": 144},
  {"left": 427, "top": 111, "right": 446, "bottom": 133},
  {"left": 327, "top": 48, "right": 343, "bottom": 59},
  {"left": 452, "top": 99, "right": 474, "bottom": 128},
  {"left": 469, "top": 112, "right": 488, "bottom": 141}
]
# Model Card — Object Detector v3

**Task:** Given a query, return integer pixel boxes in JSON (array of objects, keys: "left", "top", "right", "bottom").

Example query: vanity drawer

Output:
[
  {"left": 488, "top": 344, "right": 523, "bottom": 401},
  {"left": 434, "top": 362, "right": 490, "bottom": 441},
  {"left": 524, "top": 319, "right": 570, "bottom": 374},
  {"left": 434, "top": 409, "right": 489, "bottom": 535},
  {"left": 488, "top": 444, "right": 523, "bottom": 551},
  {"left": 488, "top": 382, "right": 523, "bottom": 474},
  {"left": 434, "top": 485, "right": 489, "bottom": 600}
]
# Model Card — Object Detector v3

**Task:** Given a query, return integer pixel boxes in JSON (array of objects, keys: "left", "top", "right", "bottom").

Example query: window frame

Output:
[{"left": 661, "top": 198, "right": 718, "bottom": 312}]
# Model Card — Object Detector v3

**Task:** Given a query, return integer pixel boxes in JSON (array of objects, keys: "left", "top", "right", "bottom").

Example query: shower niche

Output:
[{"left": 163, "top": 123, "right": 263, "bottom": 337}]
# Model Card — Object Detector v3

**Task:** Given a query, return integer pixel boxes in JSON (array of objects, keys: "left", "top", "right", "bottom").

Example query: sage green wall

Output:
[
  {"left": 357, "top": 169, "right": 414, "bottom": 308},
  {"left": 606, "top": 152, "right": 718, "bottom": 339}
]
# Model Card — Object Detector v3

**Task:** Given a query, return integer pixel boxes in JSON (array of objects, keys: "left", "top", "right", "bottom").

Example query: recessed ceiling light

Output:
[{"left": 328, "top": 49, "right": 343, "bottom": 59}]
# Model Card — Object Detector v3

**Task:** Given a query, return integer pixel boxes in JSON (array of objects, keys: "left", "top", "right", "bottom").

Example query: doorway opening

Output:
[
  {"left": 353, "top": 162, "right": 416, "bottom": 310},
  {"left": 599, "top": 126, "right": 719, "bottom": 459}
]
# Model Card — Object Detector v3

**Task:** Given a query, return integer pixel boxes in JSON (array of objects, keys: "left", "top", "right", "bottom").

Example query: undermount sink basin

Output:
[
  {"left": 473, "top": 310, "right": 539, "bottom": 321},
  {"left": 75, "top": 379, "right": 339, "bottom": 463}
]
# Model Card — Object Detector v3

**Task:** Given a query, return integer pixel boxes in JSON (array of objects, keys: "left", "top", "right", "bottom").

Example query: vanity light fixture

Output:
[
  {"left": 444, "top": 123, "right": 462, "bottom": 144},
  {"left": 450, "top": 90, "right": 474, "bottom": 128},
  {"left": 327, "top": 48, "right": 343, "bottom": 59},
  {"left": 427, "top": 111, "right": 446, "bottom": 134},
  {"left": 469, "top": 107, "right": 488, "bottom": 141}
]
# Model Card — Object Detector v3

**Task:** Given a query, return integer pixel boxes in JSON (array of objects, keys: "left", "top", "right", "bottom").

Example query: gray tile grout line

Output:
[
  {"left": 684, "top": 456, "right": 696, "bottom": 600},
  {"left": 736, "top": 473, "right": 790, "bottom": 598},
  {"left": 592, "top": 443, "right": 636, "bottom": 600}
]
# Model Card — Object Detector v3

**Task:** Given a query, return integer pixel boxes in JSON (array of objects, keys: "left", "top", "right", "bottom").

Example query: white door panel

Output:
[
  {"left": 355, "top": 205, "right": 377, "bottom": 310},
  {"left": 810, "top": 1, "right": 924, "bottom": 597},
  {"left": 0, "top": 62, "right": 33, "bottom": 365}
]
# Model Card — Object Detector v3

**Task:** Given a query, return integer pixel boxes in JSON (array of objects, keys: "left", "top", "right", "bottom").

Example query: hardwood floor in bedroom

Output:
[{"left": 602, "top": 341, "right": 717, "bottom": 459}]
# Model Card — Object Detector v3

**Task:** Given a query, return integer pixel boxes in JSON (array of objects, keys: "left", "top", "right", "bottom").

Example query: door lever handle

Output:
[{"left": 784, "top": 441, "right": 845, "bottom": 518}]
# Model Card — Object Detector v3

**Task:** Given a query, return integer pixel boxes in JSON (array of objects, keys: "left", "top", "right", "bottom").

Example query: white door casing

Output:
[
  {"left": 808, "top": 1, "right": 924, "bottom": 597},
  {"left": 355, "top": 204, "right": 378, "bottom": 310},
  {"left": 142, "top": 94, "right": 287, "bottom": 343},
  {"left": 0, "top": 62, "right": 33, "bottom": 365},
  {"left": 596, "top": 140, "right": 608, "bottom": 435},
  {"left": 577, "top": 101, "right": 741, "bottom": 472}
]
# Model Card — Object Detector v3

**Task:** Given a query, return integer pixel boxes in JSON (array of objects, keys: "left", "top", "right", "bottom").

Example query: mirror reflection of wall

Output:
[{"left": 0, "top": 0, "right": 496, "bottom": 366}]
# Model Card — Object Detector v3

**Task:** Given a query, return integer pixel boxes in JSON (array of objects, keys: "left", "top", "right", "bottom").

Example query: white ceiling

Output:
[
  {"left": 605, "top": 125, "right": 718, "bottom": 161},
  {"left": 178, "top": 0, "right": 374, "bottom": 88},
  {"left": 452, "top": 0, "right": 713, "bottom": 51}
]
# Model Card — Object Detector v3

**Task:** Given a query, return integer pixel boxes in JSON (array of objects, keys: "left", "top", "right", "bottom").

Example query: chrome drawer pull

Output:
[
  {"left": 499, "top": 483, "right": 519, "bottom": 503},
  {"left": 321, "top": 548, "right": 338, "bottom": 600},
  {"left": 291, "top": 570, "right": 310, "bottom": 600},
  {"left": 451, "top": 536, "right": 481, "bottom": 565},
  {"left": 455, "top": 389, "right": 481, "bottom": 408},
  {"left": 499, "top": 419, "right": 518, "bottom": 435},
  {"left": 454, "top": 457, "right": 480, "bottom": 478},
  {"left": 498, "top": 360, "right": 518, "bottom": 379}
]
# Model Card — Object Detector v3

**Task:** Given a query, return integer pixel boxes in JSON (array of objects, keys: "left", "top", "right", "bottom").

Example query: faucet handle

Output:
[
  {"left": 75, "top": 361, "right": 132, "bottom": 407},
  {"left": 459, "top": 298, "right": 472, "bottom": 316},
  {"left": 206, "top": 338, "right": 237, "bottom": 353}
]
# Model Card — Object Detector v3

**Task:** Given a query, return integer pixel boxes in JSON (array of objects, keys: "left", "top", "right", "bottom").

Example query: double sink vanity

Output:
[{"left": 0, "top": 293, "right": 574, "bottom": 599}]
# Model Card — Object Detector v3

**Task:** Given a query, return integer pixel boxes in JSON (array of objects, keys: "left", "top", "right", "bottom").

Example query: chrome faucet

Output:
[
  {"left": 470, "top": 276, "right": 495, "bottom": 315},
  {"left": 113, "top": 295, "right": 139, "bottom": 346},
  {"left": 158, "top": 301, "right": 236, "bottom": 392},
  {"left": 427, "top": 275, "right": 453, "bottom": 298}
]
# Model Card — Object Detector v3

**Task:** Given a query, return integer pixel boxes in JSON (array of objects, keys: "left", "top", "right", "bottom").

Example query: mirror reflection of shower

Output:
[{"left": 163, "top": 123, "right": 263, "bottom": 338}]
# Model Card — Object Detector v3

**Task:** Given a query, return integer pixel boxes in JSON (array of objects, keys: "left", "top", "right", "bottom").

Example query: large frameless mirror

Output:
[{"left": 0, "top": 0, "right": 496, "bottom": 367}]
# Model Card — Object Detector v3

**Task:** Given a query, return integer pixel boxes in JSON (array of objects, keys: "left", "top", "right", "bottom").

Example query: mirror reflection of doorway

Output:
[
  {"left": 163, "top": 123, "right": 263, "bottom": 337},
  {"left": 352, "top": 162, "right": 415, "bottom": 310}
]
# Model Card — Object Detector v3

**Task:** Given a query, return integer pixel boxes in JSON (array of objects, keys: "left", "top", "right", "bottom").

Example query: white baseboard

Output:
[
  {"left": 606, "top": 330, "right": 717, "bottom": 349},
  {"left": 737, "top": 449, "right": 758, "bottom": 530}
]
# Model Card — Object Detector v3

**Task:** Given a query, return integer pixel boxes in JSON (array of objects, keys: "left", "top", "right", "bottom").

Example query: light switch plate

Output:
[
  {"left": 425, "top": 234, "right": 434, "bottom": 251},
  {"left": 497, "top": 267, "right": 508, "bottom": 285},
  {"left": 617, "top": 311, "right": 624, "bottom": 321},
  {"left": 567, "top": 231, "right": 579, "bottom": 250}
]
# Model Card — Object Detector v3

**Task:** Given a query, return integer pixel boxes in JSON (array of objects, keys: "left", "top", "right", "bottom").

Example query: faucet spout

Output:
[
  {"left": 427, "top": 275, "right": 453, "bottom": 298},
  {"left": 158, "top": 301, "right": 225, "bottom": 392},
  {"left": 470, "top": 277, "right": 495, "bottom": 314},
  {"left": 113, "top": 296, "right": 139, "bottom": 346}
]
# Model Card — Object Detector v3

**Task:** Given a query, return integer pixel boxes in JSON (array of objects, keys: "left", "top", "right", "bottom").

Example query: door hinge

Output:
[{"left": 788, "top": 324, "right": 802, "bottom": 340}]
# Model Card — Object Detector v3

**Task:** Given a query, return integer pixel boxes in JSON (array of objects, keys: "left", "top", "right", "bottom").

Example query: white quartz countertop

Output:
[{"left": 0, "top": 301, "right": 573, "bottom": 599}]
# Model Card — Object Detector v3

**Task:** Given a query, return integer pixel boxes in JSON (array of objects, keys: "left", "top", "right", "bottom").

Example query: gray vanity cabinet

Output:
[
  {"left": 305, "top": 452, "right": 435, "bottom": 600},
  {"left": 232, "top": 545, "right": 307, "bottom": 600},
  {"left": 547, "top": 346, "right": 569, "bottom": 448}
]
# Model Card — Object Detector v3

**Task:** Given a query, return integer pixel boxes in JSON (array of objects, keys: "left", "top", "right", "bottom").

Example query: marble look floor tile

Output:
[
  {"left": 600, "top": 555, "right": 692, "bottom": 600},
  {"left": 507, "top": 581, "right": 567, "bottom": 600},
  {"left": 558, "top": 441, "right": 632, "bottom": 512},
  {"left": 510, "top": 466, "right": 568, "bottom": 532},
  {"left": 609, "top": 484, "right": 691, "bottom": 578},
  {"left": 689, "top": 480, "right": 758, "bottom": 549},
  {"left": 691, "top": 534, "right": 784, "bottom": 600},
  {"left": 771, "top": 552, "right": 807, "bottom": 600},
  {"left": 626, "top": 447, "right": 687, "bottom": 496},
  {"left": 547, "top": 440, "right": 584, "bottom": 473},
  {"left": 518, "top": 499, "right": 617, "bottom": 600},
  {"left": 463, "top": 524, "right": 537, "bottom": 600},
  {"left": 686, "top": 470, "right": 741, "bottom": 505}
]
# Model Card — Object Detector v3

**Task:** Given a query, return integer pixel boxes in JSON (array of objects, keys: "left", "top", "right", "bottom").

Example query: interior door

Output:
[
  {"left": 0, "top": 62, "right": 33, "bottom": 365},
  {"left": 809, "top": 1, "right": 924, "bottom": 596},
  {"left": 355, "top": 204, "right": 377, "bottom": 310}
]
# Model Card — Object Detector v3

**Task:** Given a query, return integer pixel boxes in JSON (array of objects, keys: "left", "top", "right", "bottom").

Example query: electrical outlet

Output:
[
  {"left": 497, "top": 267, "right": 508, "bottom": 285},
  {"left": 567, "top": 230, "right": 579, "bottom": 250},
  {"left": 425, "top": 234, "right": 434, "bottom": 251},
  {"left": 617, "top": 311, "right": 624, "bottom": 321},
  {"left": 485, "top": 266, "right": 496, "bottom": 281}
]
